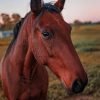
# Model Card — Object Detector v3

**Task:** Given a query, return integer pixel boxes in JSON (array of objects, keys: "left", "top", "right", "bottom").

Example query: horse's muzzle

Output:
[{"left": 72, "top": 80, "right": 86, "bottom": 93}]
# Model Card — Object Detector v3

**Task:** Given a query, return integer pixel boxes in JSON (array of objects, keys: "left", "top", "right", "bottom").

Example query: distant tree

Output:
[
  {"left": 1, "top": 13, "right": 11, "bottom": 25},
  {"left": 12, "top": 13, "right": 21, "bottom": 23},
  {"left": 74, "top": 20, "right": 83, "bottom": 25},
  {"left": 95, "top": 21, "right": 100, "bottom": 24},
  {"left": 0, "top": 23, "right": 2, "bottom": 28},
  {"left": 0, "top": 13, "right": 13, "bottom": 30},
  {"left": 83, "top": 21, "right": 92, "bottom": 25},
  {"left": 0, "top": 22, "right": 5, "bottom": 30}
]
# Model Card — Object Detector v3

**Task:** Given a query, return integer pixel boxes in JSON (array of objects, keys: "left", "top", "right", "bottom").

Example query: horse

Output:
[{"left": 0, "top": 0, "right": 88, "bottom": 100}]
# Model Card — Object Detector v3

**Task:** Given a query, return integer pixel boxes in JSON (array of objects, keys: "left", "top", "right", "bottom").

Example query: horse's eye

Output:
[{"left": 42, "top": 31, "right": 52, "bottom": 39}]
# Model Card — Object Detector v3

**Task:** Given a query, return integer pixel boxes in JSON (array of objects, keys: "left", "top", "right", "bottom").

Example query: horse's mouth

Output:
[{"left": 61, "top": 77, "right": 85, "bottom": 95}]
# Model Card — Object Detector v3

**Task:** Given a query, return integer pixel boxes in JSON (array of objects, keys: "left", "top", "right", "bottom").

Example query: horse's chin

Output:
[
  {"left": 60, "top": 78, "right": 72, "bottom": 94},
  {"left": 61, "top": 80, "right": 76, "bottom": 95}
]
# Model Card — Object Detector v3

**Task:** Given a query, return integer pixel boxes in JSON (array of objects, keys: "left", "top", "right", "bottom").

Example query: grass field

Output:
[{"left": 0, "top": 24, "right": 100, "bottom": 100}]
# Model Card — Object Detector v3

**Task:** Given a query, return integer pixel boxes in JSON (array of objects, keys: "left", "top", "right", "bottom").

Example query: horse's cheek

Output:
[{"left": 33, "top": 42, "right": 48, "bottom": 64}]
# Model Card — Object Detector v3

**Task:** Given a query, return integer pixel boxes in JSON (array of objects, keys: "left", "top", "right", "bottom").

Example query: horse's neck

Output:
[
  {"left": 12, "top": 12, "right": 34, "bottom": 61},
  {"left": 23, "top": 48, "right": 38, "bottom": 79},
  {"left": 11, "top": 12, "right": 37, "bottom": 79}
]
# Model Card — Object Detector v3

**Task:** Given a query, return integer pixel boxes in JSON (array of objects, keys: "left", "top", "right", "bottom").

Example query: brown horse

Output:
[{"left": 0, "top": 0, "right": 88, "bottom": 100}]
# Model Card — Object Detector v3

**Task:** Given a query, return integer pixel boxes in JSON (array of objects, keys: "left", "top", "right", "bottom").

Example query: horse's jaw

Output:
[{"left": 47, "top": 58, "right": 88, "bottom": 94}]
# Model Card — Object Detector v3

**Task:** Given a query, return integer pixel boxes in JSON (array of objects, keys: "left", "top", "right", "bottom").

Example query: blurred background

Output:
[{"left": 0, "top": 0, "right": 100, "bottom": 100}]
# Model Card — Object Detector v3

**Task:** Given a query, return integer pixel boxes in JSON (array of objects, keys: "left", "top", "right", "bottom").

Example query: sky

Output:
[{"left": 0, "top": 0, "right": 100, "bottom": 23}]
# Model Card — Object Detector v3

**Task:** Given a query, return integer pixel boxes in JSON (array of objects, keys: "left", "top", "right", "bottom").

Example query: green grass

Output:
[
  {"left": 73, "top": 40, "right": 100, "bottom": 52},
  {"left": 83, "top": 65, "right": 100, "bottom": 96},
  {"left": 0, "top": 24, "right": 100, "bottom": 100}
]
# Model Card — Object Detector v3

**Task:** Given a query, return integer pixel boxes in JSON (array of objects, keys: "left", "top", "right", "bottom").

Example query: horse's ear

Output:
[
  {"left": 30, "top": 0, "right": 43, "bottom": 15},
  {"left": 55, "top": 0, "right": 65, "bottom": 12}
]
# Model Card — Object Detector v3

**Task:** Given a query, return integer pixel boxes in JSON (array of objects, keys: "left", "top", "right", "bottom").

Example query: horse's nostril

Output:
[{"left": 72, "top": 80, "right": 84, "bottom": 93}]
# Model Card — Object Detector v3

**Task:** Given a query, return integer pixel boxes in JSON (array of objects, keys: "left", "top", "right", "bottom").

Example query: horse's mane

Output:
[
  {"left": 13, "top": 18, "right": 25, "bottom": 39},
  {"left": 43, "top": 3, "right": 60, "bottom": 13},
  {"left": 5, "top": 18, "right": 25, "bottom": 57}
]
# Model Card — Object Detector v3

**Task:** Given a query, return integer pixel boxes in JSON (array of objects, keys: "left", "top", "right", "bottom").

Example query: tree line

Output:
[
  {"left": 73, "top": 20, "right": 100, "bottom": 25},
  {"left": 0, "top": 13, "right": 100, "bottom": 31}
]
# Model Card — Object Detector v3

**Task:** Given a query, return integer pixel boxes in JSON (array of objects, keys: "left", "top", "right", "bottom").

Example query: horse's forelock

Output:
[{"left": 43, "top": 3, "right": 61, "bottom": 14}]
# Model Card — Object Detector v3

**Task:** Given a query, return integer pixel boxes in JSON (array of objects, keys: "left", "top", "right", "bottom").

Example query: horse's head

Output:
[{"left": 29, "top": 0, "right": 88, "bottom": 94}]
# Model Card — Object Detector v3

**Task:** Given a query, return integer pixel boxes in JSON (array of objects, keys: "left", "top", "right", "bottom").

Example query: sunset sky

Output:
[{"left": 0, "top": 0, "right": 100, "bottom": 23}]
